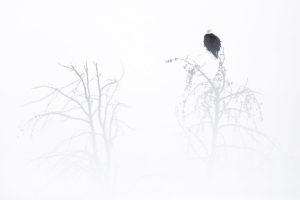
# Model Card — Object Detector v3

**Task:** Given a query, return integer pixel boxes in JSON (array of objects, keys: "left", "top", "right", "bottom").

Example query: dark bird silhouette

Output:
[{"left": 204, "top": 30, "right": 221, "bottom": 58}]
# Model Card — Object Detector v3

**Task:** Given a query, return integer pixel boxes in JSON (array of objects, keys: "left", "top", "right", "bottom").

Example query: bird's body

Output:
[{"left": 204, "top": 31, "right": 221, "bottom": 59}]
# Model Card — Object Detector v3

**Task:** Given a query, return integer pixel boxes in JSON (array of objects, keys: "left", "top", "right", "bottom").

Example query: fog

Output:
[{"left": 1, "top": 0, "right": 300, "bottom": 199}]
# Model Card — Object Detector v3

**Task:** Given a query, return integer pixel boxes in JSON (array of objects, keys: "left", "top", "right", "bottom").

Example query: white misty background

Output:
[{"left": 0, "top": 0, "right": 300, "bottom": 200}]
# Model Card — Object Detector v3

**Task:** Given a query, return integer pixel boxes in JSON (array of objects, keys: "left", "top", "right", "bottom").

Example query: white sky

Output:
[{"left": 0, "top": 0, "right": 300, "bottom": 199}]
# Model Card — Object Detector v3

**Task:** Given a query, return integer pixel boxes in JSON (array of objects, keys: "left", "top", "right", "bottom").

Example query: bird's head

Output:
[{"left": 206, "top": 29, "right": 212, "bottom": 33}]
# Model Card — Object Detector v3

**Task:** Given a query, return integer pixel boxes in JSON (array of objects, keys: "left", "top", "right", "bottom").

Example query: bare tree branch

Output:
[{"left": 33, "top": 112, "right": 89, "bottom": 123}]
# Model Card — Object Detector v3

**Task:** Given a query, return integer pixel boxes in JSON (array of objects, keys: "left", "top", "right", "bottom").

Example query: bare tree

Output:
[
  {"left": 167, "top": 49, "right": 274, "bottom": 169},
  {"left": 29, "top": 62, "right": 125, "bottom": 182}
]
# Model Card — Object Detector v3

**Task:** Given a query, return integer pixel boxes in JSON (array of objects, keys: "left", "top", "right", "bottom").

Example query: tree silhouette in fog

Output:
[
  {"left": 167, "top": 49, "right": 275, "bottom": 169},
  {"left": 29, "top": 62, "right": 126, "bottom": 183}
]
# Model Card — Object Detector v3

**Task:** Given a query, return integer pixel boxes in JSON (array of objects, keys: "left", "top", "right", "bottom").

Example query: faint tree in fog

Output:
[
  {"left": 29, "top": 62, "right": 125, "bottom": 182},
  {"left": 167, "top": 49, "right": 274, "bottom": 169}
]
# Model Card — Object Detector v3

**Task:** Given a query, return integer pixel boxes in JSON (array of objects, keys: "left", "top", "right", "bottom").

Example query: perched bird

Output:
[{"left": 204, "top": 30, "right": 221, "bottom": 58}]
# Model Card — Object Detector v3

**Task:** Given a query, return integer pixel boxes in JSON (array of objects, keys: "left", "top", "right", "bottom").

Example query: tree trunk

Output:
[{"left": 209, "top": 90, "right": 220, "bottom": 170}]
